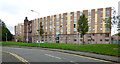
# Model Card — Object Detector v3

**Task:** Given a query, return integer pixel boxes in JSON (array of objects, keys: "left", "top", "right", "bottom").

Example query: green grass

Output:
[
  {"left": 0, "top": 42, "right": 119, "bottom": 56},
  {"left": 0, "top": 41, "right": 39, "bottom": 47}
]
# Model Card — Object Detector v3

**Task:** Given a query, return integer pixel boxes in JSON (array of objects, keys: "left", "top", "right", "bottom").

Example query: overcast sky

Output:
[{"left": 0, "top": 0, "right": 119, "bottom": 35}]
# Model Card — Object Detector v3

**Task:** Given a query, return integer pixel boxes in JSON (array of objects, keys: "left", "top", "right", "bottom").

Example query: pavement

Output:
[{"left": 1, "top": 45, "right": 120, "bottom": 64}]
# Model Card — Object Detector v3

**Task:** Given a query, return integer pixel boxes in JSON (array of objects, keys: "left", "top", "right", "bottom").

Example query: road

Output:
[{"left": 1, "top": 46, "right": 112, "bottom": 64}]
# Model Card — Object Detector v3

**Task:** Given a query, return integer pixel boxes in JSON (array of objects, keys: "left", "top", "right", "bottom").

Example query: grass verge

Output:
[{"left": 0, "top": 41, "right": 119, "bottom": 56}]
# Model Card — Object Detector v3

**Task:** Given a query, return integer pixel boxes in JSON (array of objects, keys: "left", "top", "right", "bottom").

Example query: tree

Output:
[
  {"left": 117, "top": 20, "right": 120, "bottom": 36},
  {"left": 37, "top": 21, "right": 44, "bottom": 42},
  {"left": 1, "top": 20, "right": 13, "bottom": 41},
  {"left": 103, "top": 17, "right": 112, "bottom": 31},
  {"left": 17, "top": 37, "right": 21, "bottom": 42},
  {"left": 77, "top": 13, "right": 89, "bottom": 45}
]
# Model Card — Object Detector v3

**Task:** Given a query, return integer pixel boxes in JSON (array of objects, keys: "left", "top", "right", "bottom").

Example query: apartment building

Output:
[
  {"left": 24, "top": 17, "right": 32, "bottom": 43},
  {"left": 15, "top": 23, "right": 24, "bottom": 42},
  {"left": 15, "top": 7, "right": 112, "bottom": 44}
]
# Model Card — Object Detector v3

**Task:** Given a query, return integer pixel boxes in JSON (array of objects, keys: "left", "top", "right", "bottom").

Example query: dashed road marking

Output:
[
  {"left": 45, "top": 54, "right": 61, "bottom": 59},
  {"left": 45, "top": 50, "right": 114, "bottom": 63}
]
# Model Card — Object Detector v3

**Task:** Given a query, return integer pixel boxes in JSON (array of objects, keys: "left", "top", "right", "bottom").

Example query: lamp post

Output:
[
  {"left": 31, "top": 10, "right": 40, "bottom": 47},
  {"left": 6, "top": 33, "right": 7, "bottom": 42},
  {"left": 77, "top": 32, "right": 80, "bottom": 45},
  {"left": 27, "top": 22, "right": 28, "bottom": 43},
  {"left": 66, "top": 26, "right": 67, "bottom": 44}
]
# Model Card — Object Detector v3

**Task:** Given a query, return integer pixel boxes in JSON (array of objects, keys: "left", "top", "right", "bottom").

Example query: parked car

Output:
[{"left": 36, "top": 41, "right": 44, "bottom": 43}]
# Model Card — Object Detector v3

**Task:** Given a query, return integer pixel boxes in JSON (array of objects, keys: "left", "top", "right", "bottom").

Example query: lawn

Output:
[{"left": 0, "top": 41, "right": 119, "bottom": 56}]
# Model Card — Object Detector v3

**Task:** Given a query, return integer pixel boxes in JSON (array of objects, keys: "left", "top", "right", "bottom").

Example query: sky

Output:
[{"left": 0, "top": 0, "right": 119, "bottom": 35}]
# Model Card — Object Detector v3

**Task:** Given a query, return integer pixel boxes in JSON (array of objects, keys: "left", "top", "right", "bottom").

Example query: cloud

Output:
[
  {"left": 0, "top": 2, "right": 24, "bottom": 15},
  {"left": 7, "top": 25, "right": 14, "bottom": 34}
]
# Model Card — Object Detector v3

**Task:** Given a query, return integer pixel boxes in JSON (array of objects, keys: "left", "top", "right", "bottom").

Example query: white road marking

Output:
[
  {"left": 45, "top": 54, "right": 61, "bottom": 59},
  {"left": 70, "top": 61, "right": 74, "bottom": 62}
]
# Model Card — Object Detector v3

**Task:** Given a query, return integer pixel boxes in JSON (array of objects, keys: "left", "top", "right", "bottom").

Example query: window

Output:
[
  {"left": 93, "top": 17, "right": 95, "bottom": 19},
  {"left": 61, "top": 35, "right": 63, "bottom": 38},
  {"left": 66, "top": 15, "right": 67, "bottom": 17},
  {"left": 61, "top": 16, "right": 63, "bottom": 19},
  {"left": 46, "top": 23, "right": 47, "bottom": 25},
  {"left": 69, "top": 29, "right": 70, "bottom": 32},
  {"left": 100, "top": 16, "right": 103, "bottom": 19},
  {"left": 88, "top": 34, "right": 91, "bottom": 38},
  {"left": 74, "top": 19, "right": 77, "bottom": 22},
  {"left": 100, "top": 11, "right": 103, "bottom": 13},
  {"left": 46, "top": 19, "right": 47, "bottom": 21},
  {"left": 105, "top": 16, "right": 109, "bottom": 20},
  {"left": 56, "top": 18, "right": 59, "bottom": 21},
  {"left": 61, "top": 21, "right": 63, "bottom": 24},
  {"left": 66, "top": 24, "right": 67, "bottom": 27},
  {"left": 80, "top": 13, "right": 82, "bottom": 16},
  {"left": 88, "top": 28, "right": 91, "bottom": 32},
  {"left": 50, "top": 22, "right": 52, "bottom": 25},
  {"left": 61, "top": 25, "right": 63, "bottom": 28},
  {"left": 56, "top": 32, "right": 59, "bottom": 35},
  {"left": 88, "top": 17, "right": 91, "bottom": 21},
  {"left": 46, "top": 27, "right": 47, "bottom": 29},
  {"left": 54, "top": 17, "right": 56, "bottom": 19},
  {"left": 74, "top": 35, "right": 77, "bottom": 38},
  {"left": 74, "top": 39, "right": 77, "bottom": 42},
  {"left": 69, "top": 39, "right": 71, "bottom": 41},
  {"left": 61, "top": 30, "right": 63, "bottom": 33},
  {"left": 100, "top": 39, "right": 102, "bottom": 41},
  {"left": 100, "top": 28, "right": 102, "bottom": 30},
  {"left": 70, "top": 19, "right": 72, "bottom": 21},
  {"left": 50, "top": 26, "right": 52, "bottom": 29},
  {"left": 100, "top": 22, "right": 103, "bottom": 24},
  {"left": 93, "top": 28, "right": 95, "bottom": 30},
  {"left": 88, "top": 23, "right": 91, "bottom": 27},
  {"left": 30, "top": 24, "right": 31, "bottom": 26},
  {"left": 106, "top": 10, "right": 110, "bottom": 15},
  {"left": 45, "top": 32, "right": 47, "bottom": 34},
  {"left": 105, "top": 28, "right": 109, "bottom": 32},
  {"left": 56, "top": 23, "right": 59, "bottom": 26},
  {"left": 66, "top": 20, "right": 67, "bottom": 22},
  {"left": 100, "top": 33, "right": 102, "bottom": 36},
  {"left": 105, "top": 33, "right": 109, "bottom": 37},
  {"left": 42, "top": 23, "right": 44, "bottom": 25},
  {"left": 74, "top": 24, "right": 76, "bottom": 28},
  {"left": 74, "top": 14, "right": 77, "bottom": 18},
  {"left": 50, "top": 18, "right": 52, "bottom": 20},
  {"left": 69, "top": 24, "right": 70, "bottom": 27},
  {"left": 88, "top": 12, "right": 91, "bottom": 16},
  {"left": 66, "top": 29, "right": 67, "bottom": 31},
  {"left": 42, "top": 19, "right": 44, "bottom": 21},
  {"left": 56, "top": 28, "right": 59, "bottom": 31},
  {"left": 70, "top": 14, "right": 72, "bottom": 16},
  {"left": 95, "top": 22, "right": 97, "bottom": 25},
  {"left": 74, "top": 29, "right": 77, "bottom": 32},
  {"left": 95, "top": 11, "right": 97, "bottom": 14},
  {"left": 42, "top": 36, "right": 44, "bottom": 38},
  {"left": 93, "top": 34, "right": 95, "bottom": 36}
]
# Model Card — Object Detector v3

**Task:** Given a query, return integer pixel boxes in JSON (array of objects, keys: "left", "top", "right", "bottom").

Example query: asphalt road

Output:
[{"left": 1, "top": 46, "right": 112, "bottom": 64}]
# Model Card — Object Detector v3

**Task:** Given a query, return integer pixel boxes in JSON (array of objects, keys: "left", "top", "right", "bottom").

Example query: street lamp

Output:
[
  {"left": 66, "top": 26, "right": 67, "bottom": 44},
  {"left": 6, "top": 33, "right": 7, "bottom": 42},
  {"left": 31, "top": 10, "right": 40, "bottom": 47},
  {"left": 77, "top": 32, "right": 80, "bottom": 45},
  {"left": 27, "top": 22, "right": 28, "bottom": 43}
]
